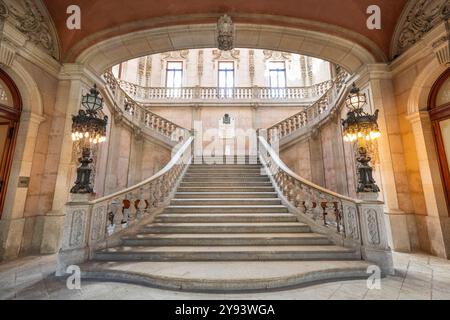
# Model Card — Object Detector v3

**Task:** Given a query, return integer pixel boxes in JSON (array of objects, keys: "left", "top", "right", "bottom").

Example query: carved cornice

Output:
[{"left": 391, "top": 0, "right": 449, "bottom": 59}]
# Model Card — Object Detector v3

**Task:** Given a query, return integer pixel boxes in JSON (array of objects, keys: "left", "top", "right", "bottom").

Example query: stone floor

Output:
[{"left": 1, "top": 252, "right": 450, "bottom": 300}]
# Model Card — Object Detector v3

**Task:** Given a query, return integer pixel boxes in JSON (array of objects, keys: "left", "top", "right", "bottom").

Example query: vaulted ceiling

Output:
[{"left": 42, "top": 0, "right": 409, "bottom": 62}]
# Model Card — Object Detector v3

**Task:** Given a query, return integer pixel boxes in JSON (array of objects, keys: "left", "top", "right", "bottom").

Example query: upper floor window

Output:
[
  {"left": 166, "top": 61, "right": 183, "bottom": 98},
  {"left": 218, "top": 61, "right": 234, "bottom": 98},
  {"left": 269, "top": 62, "right": 286, "bottom": 98}
]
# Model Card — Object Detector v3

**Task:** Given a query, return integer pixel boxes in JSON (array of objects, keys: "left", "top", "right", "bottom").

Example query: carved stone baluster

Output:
[
  {"left": 153, "top": 116, "right": 159, "bottom": 131},
  {"left": 148, "top": 181, "right": 157, "bottom": 208},
  {"left": 121, "top": 196, "right": 130, "bottom": 228},
  {"left": 128, "top": 192, "right": 136, "bottom": 223},
  {"left": 286, "top": 176, "right": 296, "bottom": 203},
  {"left": 136, "top": 187, "right": 146, "bottom": 220},
  {"left": 107, "top": 199, "right": 120, "bottom": 236},
  {"left": 320, "top": 201, "right": 328, "bottom": 226}
]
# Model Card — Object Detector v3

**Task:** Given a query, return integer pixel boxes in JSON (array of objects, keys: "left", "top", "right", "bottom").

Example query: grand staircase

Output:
[{"left": 82, "top": 157, "right": 372, "bottom": 291}]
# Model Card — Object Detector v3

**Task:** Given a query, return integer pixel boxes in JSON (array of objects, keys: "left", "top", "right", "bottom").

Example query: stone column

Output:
[
  {"left": 104, "top": 116, "right": 123, "bottom": 195},
  {"left": 309, "top": 130, "right": 325, "bottom": 186},
  {"left": 407, "top": 111, "right": 450, "bottom": 258},
  {"left": 361, "top": 65, "right": 415, "bottom": 252},
  {"left": 56, "top": 193, "right": 94, "bottom": 276},
  {"left": 40, "top": 65, "right": 100, "bottom": 254},
  {"left": 330, "top": 117, "right": 349, "bottom": 195},
  {"left": 0, "top": 112, "right": 44, "bottom": 260},
  {"left": 127, "top": 131, "right": 144, "bottom": 186}
]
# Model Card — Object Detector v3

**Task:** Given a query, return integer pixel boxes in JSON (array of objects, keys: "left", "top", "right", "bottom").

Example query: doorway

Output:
[
  {"left": 0, "top": 70, "right": 22, "bottom": 218},
  {"left": 429, "top": 68, "right": 450, "bottom": 214}
]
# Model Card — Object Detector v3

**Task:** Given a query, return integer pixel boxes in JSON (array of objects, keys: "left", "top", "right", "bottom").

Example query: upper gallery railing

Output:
[
  {"left": 103, "top": 71, "right": 191, "bottom": 141},
  {"left": 267, "top": 70, "right": 349, "bottom": 141},
  {"left": 58, "top": 136, "right": 194, "bottom": 271},
  {"left": 116, "top": 79, "right": 333, "bottom": 104},
  {"left": 258, "top": 134, "right": 390, "bottom": 257}
]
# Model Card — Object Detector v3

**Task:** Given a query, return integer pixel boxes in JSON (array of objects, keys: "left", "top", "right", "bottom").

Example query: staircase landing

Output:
[{"left": 80, "top": 260, "right": 372, "bottom": 292}]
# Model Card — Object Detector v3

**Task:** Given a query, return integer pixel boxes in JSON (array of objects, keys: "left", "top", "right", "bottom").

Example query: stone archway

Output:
[
  {"left": 0, "top": 62, "right": 45, "bottom": 260},
  {"left": 75, "top": 23, "right": 378, "bottom": 75},
  {"left": 406, "top": 60, "right": 450, "bottom": 258}
]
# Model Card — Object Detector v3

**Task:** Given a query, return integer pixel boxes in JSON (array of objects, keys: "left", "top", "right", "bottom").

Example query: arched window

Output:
[
  {"left": 0, "top": 69, "right": 22, "bottom": 218},
  {"left": 429, "top": 68, "right": 450, "bottom": 214}
]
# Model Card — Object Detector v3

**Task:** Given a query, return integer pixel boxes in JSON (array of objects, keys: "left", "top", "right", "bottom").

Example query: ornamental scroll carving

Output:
[
  {"left": 69, "top": 209, "right": 86, "bottom": 247},
  {"left": 345, "top": 206, "right": 359, "bottom": 240},
  {"left": 212, "top": 49, "right": 240, "bottom": 68},
  {"left": 392, "top": 0, "right": 450, "bottom": 58},
  {"left": 365, "top": 209, "right": 380, "bottom": 245},
  {"left": 3, "top": 0, "right": 58, "bottom": 58},
  {"left": 160, "top": 50, "right": 189, "bottom": 70}
]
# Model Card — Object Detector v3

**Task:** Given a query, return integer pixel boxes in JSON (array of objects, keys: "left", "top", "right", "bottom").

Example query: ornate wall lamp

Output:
[
  {"left": 341, "top": 83, "right": 381, "bottom": 193},
  {"left": 70, "top": 84, "right": 108, "bottom": 194}
]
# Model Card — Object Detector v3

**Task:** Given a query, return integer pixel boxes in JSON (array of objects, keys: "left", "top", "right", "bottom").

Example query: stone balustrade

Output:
[
  {"left": 267, "top": 70, "right": 349, "bottom": 142},
  {"left": 103, "top": 71, "right": 190, "bottom": 142},
  {"left": 116, "top": 78, "right": 333, "bottom": 105},
  {"left": 258, "top": 134, "right": 393, "bottom": 273},
  {"left": 57, "top": 136, "right": 194, "bottom": 274}
]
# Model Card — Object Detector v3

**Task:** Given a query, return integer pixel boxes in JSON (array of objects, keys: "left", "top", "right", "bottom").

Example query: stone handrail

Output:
[
  {"left": 57, "top": 136, "right": 193, "bottom": 273},
  {"left": 258, "top": 134, "right": 392, "bottom": 272},
  {"left": 103, "top": 71, "right": 190, "bottom": 142},
  {"left": 267, "top": 70, "right": 349, "bottom": 142},
  {"left": 117, "top": 79, "right": 333, "bottom": 104}
]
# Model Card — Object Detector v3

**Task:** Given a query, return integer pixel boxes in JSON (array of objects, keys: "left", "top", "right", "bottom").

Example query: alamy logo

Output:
[
  {"left": 66, "top": 265, "right": 81, "bottom": 290},
  {"left": 366, "top": 265, "right": 381, "bottom": 290},
  {"left": 366, "top": 5, "right": 381, "bottom": 30},
  {"left": 67, "top": 5, "right": 81, "bottom": 30}
]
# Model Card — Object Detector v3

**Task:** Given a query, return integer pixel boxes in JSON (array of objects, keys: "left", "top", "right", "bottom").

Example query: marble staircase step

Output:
[
  {"left": 164, "top": 205, "right": 289, "bottom": 213},
  {"left": 155, "top": 213, "right": 297, "bottom": 223},
  {"left": 94, "top": 245, "right": 359, "bottom": 262},
  {"left": 122, "top": 232, "right": 332, "bottom": 246},
  {"left": 140, "top": 222, "right": 310, "bottom": 233}
]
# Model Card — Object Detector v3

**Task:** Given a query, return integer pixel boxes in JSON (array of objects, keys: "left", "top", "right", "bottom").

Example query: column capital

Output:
[
  {"left": 20, "top": 111, "right": 45, "bottom": 125},
  {"left": 406, "top": 111, "right": 430, "bottom": 124},
  {"left": 58, "top": 63, "right": 104, "bottom": 88},
  {"left": 354, "top": 63, "right": 392, "bottom": 86}
]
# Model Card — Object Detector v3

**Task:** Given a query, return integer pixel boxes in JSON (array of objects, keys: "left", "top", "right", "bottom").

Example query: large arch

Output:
[
  {"left": 0, "top": 61, "right": 45, "bottom": 260},
  {"left": 75, "top": 22, "right": 379, "bottom": 76},
  {"left": 406, "top": 58, "right": 450, "bottom": 258}
]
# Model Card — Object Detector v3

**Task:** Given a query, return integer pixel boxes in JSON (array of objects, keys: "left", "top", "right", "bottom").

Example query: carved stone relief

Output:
[
  {"left": 263, "top": 50, "right": 292, "bottom": 62},
  {"left": 217, "top": 14, "right": 234, "bottom": 51},
  {"left": 160, "top": 50, "right": 189, "bottom": 70},
  {"left": 197, "top": 50, "right": 204, "bottom": 85},
  {"left": 138, "top": 56, "right": 152, "bottom": 86},
  {"left": 392, "top": 0, "right": 449, "bottom": 58},
  {"left": 91, "top": 206, "right": 106, "bottom": 242},
  {"left": 249, "top": 49, "right": 255, "bottom": 86},
  {"left": 4, "top": 0, "right": 58, "bottom": 58},
  {"left": 365, "top": 208, "right": 380, "bottom": 245},
  {"left": 345, "top": 206, "right": 359, "bottom": 240},
  {"left": 69, "top": 209, "right": 86, "bottom": 247},
  {"left": 212, "top": 49, "right": 240, "bottom": 68}
]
